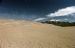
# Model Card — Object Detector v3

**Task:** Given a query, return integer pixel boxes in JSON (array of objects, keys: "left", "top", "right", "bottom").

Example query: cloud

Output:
[
  {"left": 47, "top": 6, "right": 75, "bottom": 17},
  {"left": 34, "top": 6, "right": 75, "bottom": 22},
  {"left": 34, "top": 18, "right": 46, "bottom": 21},
  {"left": 50, "top": 19, "right": 60, "bottom": 21}
]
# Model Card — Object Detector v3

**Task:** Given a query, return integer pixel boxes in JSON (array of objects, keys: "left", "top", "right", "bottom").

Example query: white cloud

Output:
[
  {"left": 34, "top": 18, "right": 46, "bottom": 21},
  {"left": 34, "top": 6, "right": 75, "bottom": 22},
  {"left": 64, "top": 18, "right": 68, "bottom": 21},
  {"left": 47, "top": 6, "right": 75, "bottom": 17},
  {"left": 50, "top": 19, "right": 61, "bottom": 21},
  {"left": 50, "top": 19, "right": 56, "bottom": 21}
]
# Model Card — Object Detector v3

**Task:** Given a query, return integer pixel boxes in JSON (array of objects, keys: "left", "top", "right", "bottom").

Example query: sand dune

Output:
[{"left": 0, "top": 20, "right": 75, "bottom": 48}]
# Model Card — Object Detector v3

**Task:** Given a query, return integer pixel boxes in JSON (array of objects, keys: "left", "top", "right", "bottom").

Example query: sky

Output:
[{"left": 0, "top": 0, "right": 75, "bottom": 20}]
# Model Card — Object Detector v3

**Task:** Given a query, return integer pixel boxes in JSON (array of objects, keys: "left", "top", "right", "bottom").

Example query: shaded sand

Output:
[{"left": 0, "top": 20, "right": 75, "bottom": 48}]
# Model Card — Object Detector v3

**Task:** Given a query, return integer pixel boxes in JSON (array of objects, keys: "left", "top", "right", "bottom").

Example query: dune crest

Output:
[{"left": 0, "top": 20, "right": 75, "bottom": 48}]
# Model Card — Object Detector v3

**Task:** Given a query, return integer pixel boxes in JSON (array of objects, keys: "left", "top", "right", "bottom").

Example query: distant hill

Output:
[
  {"left": 40, "top": 21, "right": 75, "bottom": 27},
  {"left": 34, "top": 15, "right": 75, "bottom": 27}
]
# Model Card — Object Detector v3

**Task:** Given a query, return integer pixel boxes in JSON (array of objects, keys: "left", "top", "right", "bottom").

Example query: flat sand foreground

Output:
[{"left": 0, "top": 20, "right": 75, "bottom": 48}]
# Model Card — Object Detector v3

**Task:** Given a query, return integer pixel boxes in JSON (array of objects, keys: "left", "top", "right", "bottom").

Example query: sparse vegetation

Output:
[{"left": 41, "top": 21, "right": 75, "bottom": 27}]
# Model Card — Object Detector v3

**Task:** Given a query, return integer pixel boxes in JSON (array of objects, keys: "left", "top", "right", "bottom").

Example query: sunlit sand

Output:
[{"left": 0, "top": 19, "right": 75, "bottom": 48}]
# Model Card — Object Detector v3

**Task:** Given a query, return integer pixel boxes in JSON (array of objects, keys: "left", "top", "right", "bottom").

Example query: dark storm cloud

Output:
[{"left": 0, "top": 0, "right": 75, "bottom": 20}]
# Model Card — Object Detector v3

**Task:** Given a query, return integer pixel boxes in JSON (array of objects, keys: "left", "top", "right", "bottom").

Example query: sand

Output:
[{"left": 0, "top": 19, "right": 75, "bottom": 48}]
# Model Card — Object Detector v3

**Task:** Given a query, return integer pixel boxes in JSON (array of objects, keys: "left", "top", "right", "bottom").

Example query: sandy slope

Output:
[{"left": 0, "top": 20, "right": 75, "bottom": 48}]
